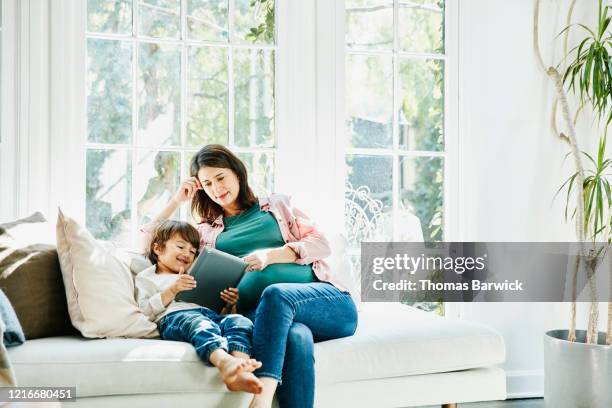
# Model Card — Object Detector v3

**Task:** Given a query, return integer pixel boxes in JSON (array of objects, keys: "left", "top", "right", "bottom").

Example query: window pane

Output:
[
  {"left": 398, "top": 0, "right": 444, "bottom": 53},
  {"left": 187, "top": 0, "right": 229, "bottom": 42},
  {"left": 88, "top": 0, "right": 133, "bottom": 34},
  {"left": 345, "top": 0, "right": 393, "bottom": 50},
  {"left": 346, "top": 54, "right": 392, "bottom": 149},
  {"left": 86, "top": 149, "right": 132, "bottom": 246},
  {"left": 237, "top": 151, "right": 274, "bottom": 196},
  {"left": 87, "top": 39, "right": 133, "bottom": 144},
  {"left": 345, "top": 155, "right": 392, "bottom": 246},
  {"left": 234, "top": 49, "right": 275, "bottom": 148},
  {"left": 135, "top": 151, "right": 180, "bottom": 224},
  {"left": 187, "top": 46, "right": 229, "bottom": 147},
  {"left": 399, "top": 156, "right": 443, "bottom": 242},
  {"left": 138, "top": 43, "right": 181, "bottom": 146},
  {"left": 139, "top": 0, "right": 180, "bottom": 39},
  {"left": 234, "top": 0, "right": 275, "bottom": 44},
  {"left": 398, "top": 58, "right": 444, "bottom": 151}
]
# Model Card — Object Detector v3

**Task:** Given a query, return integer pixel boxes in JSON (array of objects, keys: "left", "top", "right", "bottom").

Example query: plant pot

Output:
[{"left": 544, "top": 330, "right": 611, "bottom": 408}]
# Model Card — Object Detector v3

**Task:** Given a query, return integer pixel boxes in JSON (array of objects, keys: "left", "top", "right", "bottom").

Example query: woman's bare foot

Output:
[
  {"left": 248, "top": 377, "right": 277, "bottom": 408},
  {"left": 218, "top": 357, "right": 263, "bottom": 394}
]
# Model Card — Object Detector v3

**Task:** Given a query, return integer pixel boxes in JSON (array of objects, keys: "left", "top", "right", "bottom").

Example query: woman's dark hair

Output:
[
  {"left": 190, "top": 144, "right": 257, "bottom": 224},
  {"left": 147, "top": 220, "right": 201, "bottom": 265}
]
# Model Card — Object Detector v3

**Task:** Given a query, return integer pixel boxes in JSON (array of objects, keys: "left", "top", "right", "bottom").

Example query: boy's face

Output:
[{"left": 154, "top": 233, "right": 197, "bottom": 274}]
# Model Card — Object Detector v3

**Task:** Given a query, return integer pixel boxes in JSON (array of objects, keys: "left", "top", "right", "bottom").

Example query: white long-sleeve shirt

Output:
[{"left": 135, "top": 265, "right": 201, "bottom": 323}]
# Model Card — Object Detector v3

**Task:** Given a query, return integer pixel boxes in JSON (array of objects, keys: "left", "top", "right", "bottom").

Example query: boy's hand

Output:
[
  {"left": 171, "top": 267, "right": 196, "bottom": 295},
  {"left": 220, "top": 287, "right": 239, "bottom": 305}
]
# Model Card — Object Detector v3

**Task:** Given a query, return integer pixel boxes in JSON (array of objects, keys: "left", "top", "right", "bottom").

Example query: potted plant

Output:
[{"left": 534, "top": 0, "right": 611, "bottom": 406}]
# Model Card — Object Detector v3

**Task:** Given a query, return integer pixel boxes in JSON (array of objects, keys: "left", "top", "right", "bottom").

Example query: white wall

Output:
[{"left": 459, "top": 0, "right": 606, "bottom": 398}]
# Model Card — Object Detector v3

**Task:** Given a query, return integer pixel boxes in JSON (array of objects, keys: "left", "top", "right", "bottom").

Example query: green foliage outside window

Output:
[{"left": 86, "top": 0, "right": 275, "bottom": 242}]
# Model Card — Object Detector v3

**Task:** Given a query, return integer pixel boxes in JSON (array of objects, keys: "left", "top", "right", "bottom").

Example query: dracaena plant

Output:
[
  {"left": 562, "top": 0, "right": 612, "bottom": 124},
  {"left": 536, "top": 0, "right": 612, "bottom": 345},
  {"left": 557, "top": 0, "right": 612, "bottom": 345}
]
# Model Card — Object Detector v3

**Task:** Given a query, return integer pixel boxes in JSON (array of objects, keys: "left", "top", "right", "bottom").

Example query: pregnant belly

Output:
[{"left": 237, "top": 263, "right": 316, "bottom": 312}]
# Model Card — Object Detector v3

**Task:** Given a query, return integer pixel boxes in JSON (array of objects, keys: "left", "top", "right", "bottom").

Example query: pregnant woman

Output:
[{"left": 144, "top": 144, "right": 358, "bottom": 408}]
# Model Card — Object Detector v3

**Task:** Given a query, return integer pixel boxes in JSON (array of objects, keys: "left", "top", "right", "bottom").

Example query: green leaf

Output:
[
  {"left": 582, "top": 151, "right": 597, "bottom": 167},
  {"left": 576, "top": 23, "right": 596, "bottom": 38}
]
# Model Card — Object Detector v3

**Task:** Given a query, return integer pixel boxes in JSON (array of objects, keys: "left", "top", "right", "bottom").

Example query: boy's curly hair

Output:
[{"left": 147, "top": 220, "right": 201, "bottom": 264}]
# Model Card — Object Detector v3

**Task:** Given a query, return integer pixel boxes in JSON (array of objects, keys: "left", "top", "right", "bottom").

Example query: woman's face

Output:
[{"left": 197, "top": 166, "right": 241, "bottom": 209}]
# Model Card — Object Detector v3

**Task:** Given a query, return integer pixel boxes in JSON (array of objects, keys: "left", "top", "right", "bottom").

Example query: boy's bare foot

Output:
[
  {"left": 227, "top": 371, "right": 263, "bottom": 394},
  {"left": 218, "top": 357, "right": 263, "bottom": 394}
]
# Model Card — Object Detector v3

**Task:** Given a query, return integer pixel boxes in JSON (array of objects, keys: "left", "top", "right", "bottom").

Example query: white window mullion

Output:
[
  {"left": 444, "top": 0, "right": 460, "bottom": 243},
  {"left": 87, "top": 32, "right": 277, "bottom": 50},
  {"left": 129, "top": 6, "right": 139, "bottom": 248},
  {"left": 180, "top": 0, "right": 188, "bottom": 220},
  {"left": 228, "top": 0, "right": 235, "bottom": 148},
  {"left": 392, "top": 0, "right": 400, "bottom": 241}
]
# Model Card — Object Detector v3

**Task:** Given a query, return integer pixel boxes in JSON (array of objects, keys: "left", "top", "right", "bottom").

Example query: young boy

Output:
[{"left": 135, "top": 220, "right": 262, "bottom": 394}]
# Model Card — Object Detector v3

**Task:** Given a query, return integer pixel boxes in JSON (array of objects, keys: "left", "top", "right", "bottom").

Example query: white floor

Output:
[{"left": 422, "top": 399, "right": 544, "bottom": 408}]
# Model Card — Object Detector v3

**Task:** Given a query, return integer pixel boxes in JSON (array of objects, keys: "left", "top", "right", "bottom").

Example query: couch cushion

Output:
[
  {"left": 8, "top": 303, "right": 505, "bottom": 397},
  {"left": 8, "top": 336, "right": 225, "bottom": 397},
  {"left": 315, "top": 303, "right": 505, "bottom": 383},
  {"left": 0, "top": 213, "right": 76, "bottom": 339}
]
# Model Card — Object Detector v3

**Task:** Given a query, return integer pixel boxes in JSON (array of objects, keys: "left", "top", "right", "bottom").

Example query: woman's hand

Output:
[
  {"left": 243, "top": 247, "right": 298, "bottom": 271},
  {"left": 173, "top": 177, "right": 203, "bottom": 204},
  {"left": 220, "top": 288, "right": 239, "bottom": 314},
  {"left": 243, "top": 249, "right": 271, "bottom": 271}
]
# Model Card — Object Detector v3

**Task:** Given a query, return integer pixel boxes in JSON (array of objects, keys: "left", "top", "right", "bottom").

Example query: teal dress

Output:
[{"left": 215, "top": 203, "right": 316, "bottom": 312}]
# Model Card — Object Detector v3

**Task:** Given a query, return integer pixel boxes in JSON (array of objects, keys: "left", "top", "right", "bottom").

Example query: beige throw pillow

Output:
[{"left": 56, "top": 209, "right": 158, "bottom": 338}]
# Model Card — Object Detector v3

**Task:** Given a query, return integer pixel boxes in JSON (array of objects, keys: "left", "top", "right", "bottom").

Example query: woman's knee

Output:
[{"left": 260, "top": 283, "right": 292, "bottom": 304}]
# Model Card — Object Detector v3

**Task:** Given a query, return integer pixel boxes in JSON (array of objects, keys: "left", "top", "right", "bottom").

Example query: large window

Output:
[
  {"left": 344, "top": 0, "right": 446, "bottom": 313},
  {"left": 344, "top": 0, "right": 445, "bottom": 246},
  {"left": 86, "top": 0, "right": 276, "bottom": 246}
]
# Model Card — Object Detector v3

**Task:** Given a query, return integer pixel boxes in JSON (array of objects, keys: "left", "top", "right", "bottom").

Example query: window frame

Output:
[
  {"left": 341, "top": 0, "right": 459, "bottom": 245},
  {"left": 319, "top": 0, "right": 460, "bottom": 316},
  {"left": 83, "top": 0, "right": 279, "bottom": 246}
]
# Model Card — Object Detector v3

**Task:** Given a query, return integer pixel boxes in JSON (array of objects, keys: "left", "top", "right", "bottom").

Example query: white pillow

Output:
[
  {"left": 101, "top": 243, "right": 153, "bottom": 278},
  {"left": 56, "top": 209, "right": 158, "bottom": 338}
]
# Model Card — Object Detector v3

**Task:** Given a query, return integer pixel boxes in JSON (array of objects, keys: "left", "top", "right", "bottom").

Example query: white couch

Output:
[{"left": 9, "top": 302, "right": 506, "bottom": 407}]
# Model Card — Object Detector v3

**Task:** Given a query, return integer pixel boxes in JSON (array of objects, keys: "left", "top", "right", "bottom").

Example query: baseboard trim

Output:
[{"left": 506, "top": 370, "right": 544, "bottom": 399}]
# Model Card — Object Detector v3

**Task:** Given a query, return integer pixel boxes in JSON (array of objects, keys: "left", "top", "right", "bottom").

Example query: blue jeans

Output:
[
  {"left": 250, "top": 283, "right": 358, "bottom": 408},
  {"left": 159, "top": 307, "right": 253, "bottom": 365}
]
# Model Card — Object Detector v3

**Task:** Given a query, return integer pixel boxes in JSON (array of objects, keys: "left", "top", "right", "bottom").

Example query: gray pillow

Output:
[{"left": 0, "top": 290, "right": 24, "bottom": 347}]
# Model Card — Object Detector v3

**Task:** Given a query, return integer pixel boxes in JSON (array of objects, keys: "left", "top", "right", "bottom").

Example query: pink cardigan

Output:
[{"left": 141, "top": 194, "right": 348, "bottom": 293}]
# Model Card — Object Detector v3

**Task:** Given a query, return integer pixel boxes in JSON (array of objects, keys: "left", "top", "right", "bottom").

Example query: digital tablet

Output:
[{"left": 175, "top": 247, "right": 248, "bottom": 313}]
